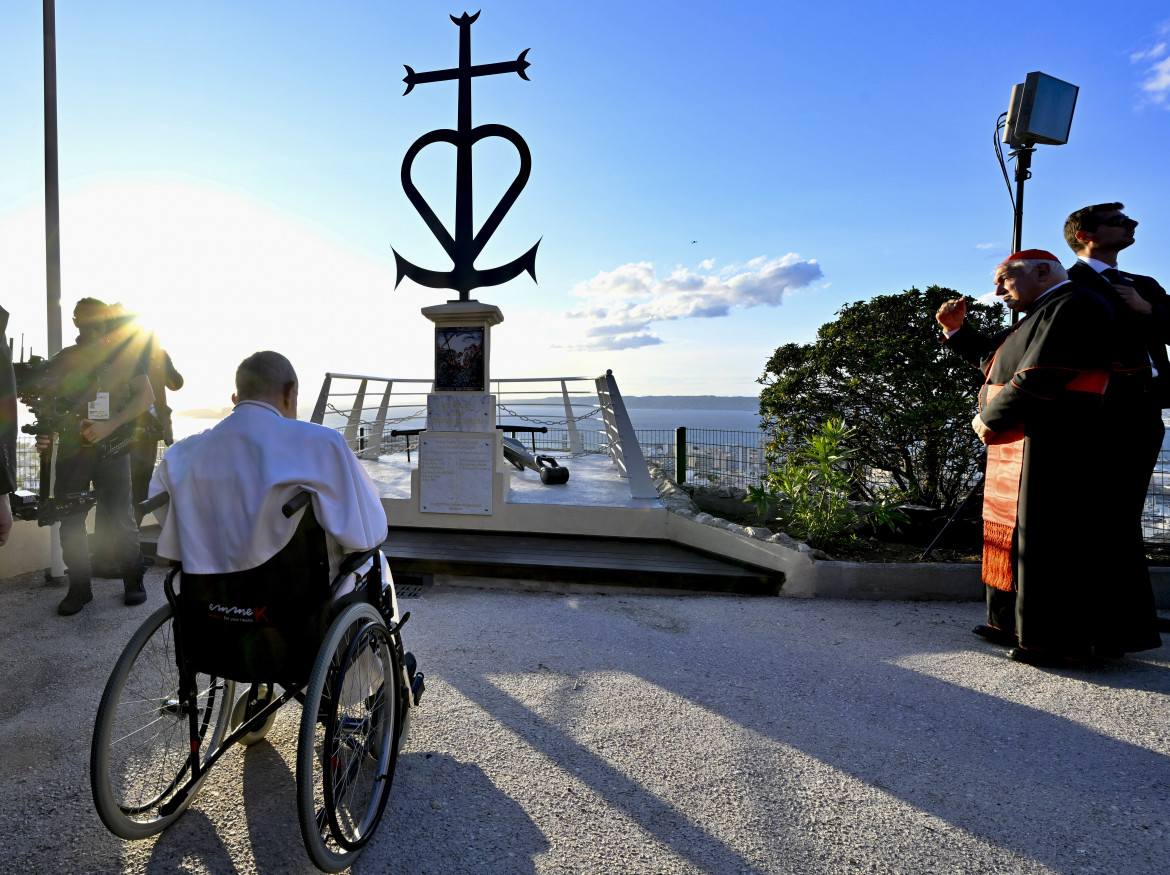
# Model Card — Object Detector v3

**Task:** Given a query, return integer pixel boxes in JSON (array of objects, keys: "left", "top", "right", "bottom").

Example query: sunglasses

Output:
[{"left": 1098, "top": 215, "right": 1137, "bottom": 227}]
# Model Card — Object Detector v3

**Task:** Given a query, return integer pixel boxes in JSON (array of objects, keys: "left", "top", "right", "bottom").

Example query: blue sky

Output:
[{"left": 2, "top": 2, "right": 1169, "bottom": 408}]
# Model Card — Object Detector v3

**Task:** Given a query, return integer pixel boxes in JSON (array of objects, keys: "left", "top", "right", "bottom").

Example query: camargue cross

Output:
[{"left": 393, "top": 11, "right": 540, "bottom": 301}]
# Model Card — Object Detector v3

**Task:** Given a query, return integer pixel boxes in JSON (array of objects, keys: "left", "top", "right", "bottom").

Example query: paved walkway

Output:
[{"left": 1, "top": 567, "right": 1168, "bottom": 874}]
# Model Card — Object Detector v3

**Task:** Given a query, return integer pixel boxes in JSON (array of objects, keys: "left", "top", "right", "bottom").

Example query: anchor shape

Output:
[{"left": 393, "top": 12, "right": 539, "bottom": 301}]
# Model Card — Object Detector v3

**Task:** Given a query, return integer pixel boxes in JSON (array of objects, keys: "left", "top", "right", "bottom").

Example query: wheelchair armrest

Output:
[
  {"left": 336, "top": 547, "right": 379, "bottom": 579},
  {"left": 139, "top": 491, "right": 170, "bottom": 516}
]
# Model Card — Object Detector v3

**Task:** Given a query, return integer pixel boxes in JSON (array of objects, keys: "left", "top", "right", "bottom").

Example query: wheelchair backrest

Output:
[{"left": 175, "top": 505, "right": 332, "bottom": 684}]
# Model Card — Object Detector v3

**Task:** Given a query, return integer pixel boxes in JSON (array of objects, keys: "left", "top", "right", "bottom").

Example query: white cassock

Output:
[{"left": 150, "top": 400, "right": 387, "bottom": 575}]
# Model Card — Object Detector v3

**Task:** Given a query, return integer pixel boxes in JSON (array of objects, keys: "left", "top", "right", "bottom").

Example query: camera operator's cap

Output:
[{"left": 1003, "top": 249, "right": 1060, "bottom": 263}]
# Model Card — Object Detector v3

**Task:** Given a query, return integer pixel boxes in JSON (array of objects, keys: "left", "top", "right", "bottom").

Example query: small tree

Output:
[{"left": 757, "top": 286, "right": 1003, "bottom": 508}]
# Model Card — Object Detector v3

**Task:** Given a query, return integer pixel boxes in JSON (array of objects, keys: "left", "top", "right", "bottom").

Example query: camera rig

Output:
[{"left": 12, "top": 354, "right": 130, "bottom": 526}]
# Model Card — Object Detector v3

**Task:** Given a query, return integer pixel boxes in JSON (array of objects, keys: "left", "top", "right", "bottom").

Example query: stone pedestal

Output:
[{"left": 414, "top": 300, "right": 509, "bottom": 515}]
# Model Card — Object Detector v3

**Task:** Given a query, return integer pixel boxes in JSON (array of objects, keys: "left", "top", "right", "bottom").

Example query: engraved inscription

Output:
[
  {"left": 419, "top": 436, "right": 494, "bottom": 514},
  {"left": 427, "top": 393, "right": 493, "bottom": 432}
]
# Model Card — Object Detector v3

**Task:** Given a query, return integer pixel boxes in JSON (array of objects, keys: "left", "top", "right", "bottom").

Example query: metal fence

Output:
[
  {"left": 486, "top": 425, "right": 767, "bottom": 490},
  {"left": 1144, "top": 455, "right": 1170, "bottom": 543}
]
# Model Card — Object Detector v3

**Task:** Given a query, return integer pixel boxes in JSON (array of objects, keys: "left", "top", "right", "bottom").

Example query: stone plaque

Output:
[
  {"left": 419, "top": 435, "right": 494, "bottom": 514},
  {"left": 426, "top": 393, "right": 493, "bottom": 433}
]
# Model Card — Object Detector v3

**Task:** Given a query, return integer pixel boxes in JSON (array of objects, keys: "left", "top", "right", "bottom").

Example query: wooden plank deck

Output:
[{"left": 380, "top": 528, "right": 783, "bottom": 596}]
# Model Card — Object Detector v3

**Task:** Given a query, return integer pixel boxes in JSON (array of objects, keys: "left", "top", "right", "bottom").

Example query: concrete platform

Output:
[{"left": 367, "top": 449, "right": 669, "bottom": 539}]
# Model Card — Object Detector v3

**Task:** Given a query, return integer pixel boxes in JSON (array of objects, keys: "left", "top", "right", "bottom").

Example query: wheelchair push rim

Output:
[{"left": 296, "top": 602, "right": 403, "bottom": 872}]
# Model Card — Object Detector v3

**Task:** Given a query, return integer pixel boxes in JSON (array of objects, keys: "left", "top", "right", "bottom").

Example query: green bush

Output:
[{"left": 746, "top": 418, "right": 904, "bottom": 550}]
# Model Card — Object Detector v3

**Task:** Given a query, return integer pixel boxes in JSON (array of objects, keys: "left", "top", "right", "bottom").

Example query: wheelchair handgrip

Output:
[
  {"left": 139, "top": 491, "right": 170, "bottom": 515},
  {"left": 282, "top": 491, "right": 312, "bottom": 518}
]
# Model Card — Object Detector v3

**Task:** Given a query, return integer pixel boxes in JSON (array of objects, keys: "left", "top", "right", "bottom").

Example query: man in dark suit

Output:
[{"left": 1065, "top": 202, "right": 1170, "bottom": 638}]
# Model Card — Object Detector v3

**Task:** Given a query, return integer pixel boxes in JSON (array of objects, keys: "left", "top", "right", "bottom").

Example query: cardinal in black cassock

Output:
[{"left": 938, "top": 249, "right": 1161, "bottom": 664}]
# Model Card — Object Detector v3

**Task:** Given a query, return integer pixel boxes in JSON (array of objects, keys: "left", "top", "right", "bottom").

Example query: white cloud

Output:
[
  {"left": 1133, "top": 22, "right": 1170, "bottom": 107},
  {"left": 1140, "top": 56, "right": 1170, "bottom": 104},
  {"left": 975, "top": 242, "right": 999, "bottom": 250},
  {"left": 1130, "top": 41, "right": 1167, "bottom": 63},
  {"left": 564, "top": 254, "right": 822, "bottom": 351}
]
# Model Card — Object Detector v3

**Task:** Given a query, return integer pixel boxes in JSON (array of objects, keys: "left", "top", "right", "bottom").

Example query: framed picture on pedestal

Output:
[{"left": 435, "top": 326, "right": 485, "bottom": 391}]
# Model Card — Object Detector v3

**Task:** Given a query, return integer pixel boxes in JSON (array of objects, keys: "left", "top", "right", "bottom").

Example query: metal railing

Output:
[
  {"left": 635, "top": 427, "right": 767, "bottom": 490},
  {"left": 311, "top": 371, "right": 657, "bottom": 499},
  {"left": 18, "top": 428, "right": 1170, "bottom": 543}
]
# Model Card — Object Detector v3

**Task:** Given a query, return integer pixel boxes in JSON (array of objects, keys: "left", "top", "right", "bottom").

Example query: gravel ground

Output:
[{"left": 1, "top": 567, "right": 1168, "bottom": 874}]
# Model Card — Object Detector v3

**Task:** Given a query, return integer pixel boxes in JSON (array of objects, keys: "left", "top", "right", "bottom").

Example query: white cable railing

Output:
[{"left": 310, "top": 370, "right": 657, "bottom": 498}]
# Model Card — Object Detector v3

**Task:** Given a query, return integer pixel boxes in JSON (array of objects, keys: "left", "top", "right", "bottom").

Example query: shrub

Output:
[{"left": 747, "top": 418, "right": 904, "bottom": 550}]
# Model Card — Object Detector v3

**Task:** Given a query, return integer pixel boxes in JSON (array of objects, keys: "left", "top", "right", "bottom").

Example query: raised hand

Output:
[{"left": 936, "top": 297, "right": 967, "bottom": 332}]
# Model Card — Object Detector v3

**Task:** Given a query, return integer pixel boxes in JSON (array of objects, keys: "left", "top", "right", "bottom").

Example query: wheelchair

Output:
[{"left": 89, "top": 491, "right": 424, "bottom": 872}]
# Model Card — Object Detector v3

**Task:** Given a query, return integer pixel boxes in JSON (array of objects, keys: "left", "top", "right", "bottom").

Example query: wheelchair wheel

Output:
[
  {"left": 296, "top": 603, "right": 402, "bottom": 872},
  {"left": 91, "top": 603, "right": 236, "bottom": 840},
  {"left": 230, "top": 683, "right": 278, "bottom": 746}
]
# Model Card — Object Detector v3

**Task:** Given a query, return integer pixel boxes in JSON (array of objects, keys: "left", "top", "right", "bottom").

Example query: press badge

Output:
[{"left": 88, "top": 392, "right": 111, "bottom": 421}]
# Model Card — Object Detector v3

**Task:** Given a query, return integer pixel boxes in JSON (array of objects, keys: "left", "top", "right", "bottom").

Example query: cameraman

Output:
[{"left": 35, "top": 298, "right": 154, "bottom": 615}]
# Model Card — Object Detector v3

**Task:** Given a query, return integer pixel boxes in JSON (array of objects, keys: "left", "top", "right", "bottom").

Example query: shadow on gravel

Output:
[
  {"left": 385, "top": 752, "right": 546, "bottom": 875},
  {"left": 443, "top": 606, "right": 1170, "bottom": 874},
  {"left": 657, "top": 641, "right": 1170, "bottom": 871},
  {"left": 132, "top": 725, "right": 309, "bottom": 872},
  {"left": 445, "top": 673, "right": 772, "bottom": 875},
  {"left": 1068, "top": 655, "right": 1170, "bottom": 692},
  {"left": 140, "top": 808, "right": 238, "bottom": 873},
  {"left": 241, "top": 741, "right": 306, "bottom": 874}
]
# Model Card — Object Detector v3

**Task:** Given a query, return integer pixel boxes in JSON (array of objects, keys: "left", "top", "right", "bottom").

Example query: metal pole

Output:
[
  {"left": 1008, "top": 144, "right": 1034, "bottom": 325},
  {"left": 1010, "top": 145, "right": 1033, "bottom": 256},
  {"left": 43, "top": 1, "right": 66, "bottom": 582},
  {"left": 43, "top": 0, "right": 62, "bottom": 356},
  {"left": 675, "top": 426, "right": 687, "bottom": 483}
]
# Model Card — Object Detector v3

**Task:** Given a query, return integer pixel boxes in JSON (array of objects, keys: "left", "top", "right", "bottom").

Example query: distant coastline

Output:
[
  {"left": 174, "top": 406, "right": 234, "bottom": 419},
  {"left": 620, "top": 395, "right": 757, "bottom": 410},
  {"left": 526, "top": 395, "right": 758, "bottom": 411}
]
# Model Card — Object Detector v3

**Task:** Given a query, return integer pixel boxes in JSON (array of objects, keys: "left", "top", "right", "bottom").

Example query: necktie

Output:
[{"left": 1102, "top": 267, "right": 1122, "bottom": 285}]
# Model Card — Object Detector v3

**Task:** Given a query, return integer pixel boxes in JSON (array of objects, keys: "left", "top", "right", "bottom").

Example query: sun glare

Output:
[{"left": 1, "top": 180, "right": 440, "bottom": 410}]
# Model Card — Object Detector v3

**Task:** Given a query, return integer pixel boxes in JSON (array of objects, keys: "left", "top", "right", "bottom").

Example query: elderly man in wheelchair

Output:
[{"left": 90, "top": 351, "right": 423, "bottom": 873}]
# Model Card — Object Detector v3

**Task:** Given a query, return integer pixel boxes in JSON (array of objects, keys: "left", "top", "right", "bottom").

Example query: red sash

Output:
[{"left": 979, "top": 369, "right": 1109, "bottom": 591}]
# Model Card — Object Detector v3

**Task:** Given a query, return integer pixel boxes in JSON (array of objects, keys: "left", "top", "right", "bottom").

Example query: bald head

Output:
[{"left": 234, "top": 351, "right": 299, "bottom": 418}]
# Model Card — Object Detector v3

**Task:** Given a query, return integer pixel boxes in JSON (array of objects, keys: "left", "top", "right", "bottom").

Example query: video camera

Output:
[
  {"left": 12, "top": 353, "right": 101, "bottom": 526},
  {"left": 13, "top": 354, "right": 81, "bottom": 441},
  {"left": 13, "top": 353, "right": 135, "bottom": 458},
  {"left": 9, "top": 486, "right": 97, "bottom": 526}
]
